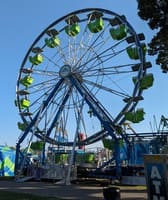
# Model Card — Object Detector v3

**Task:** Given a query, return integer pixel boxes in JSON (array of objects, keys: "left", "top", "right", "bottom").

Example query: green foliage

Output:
[{"left": 137, "top": 0, "right": 168, "bottom": 72}]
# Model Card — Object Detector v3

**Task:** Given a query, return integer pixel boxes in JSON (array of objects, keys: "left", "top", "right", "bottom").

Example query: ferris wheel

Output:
[{"left": 15, "top": 8, "right": 153, "bottom": 176}]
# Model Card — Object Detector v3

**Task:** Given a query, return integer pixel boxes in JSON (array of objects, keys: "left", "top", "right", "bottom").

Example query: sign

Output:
[{"left": 144, "top": 155, "right": 168, "bottom": 200}]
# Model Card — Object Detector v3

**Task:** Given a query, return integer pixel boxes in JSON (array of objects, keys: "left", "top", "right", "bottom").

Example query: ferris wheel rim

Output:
[{"left": 16, "top": 8, "right": 148, "bottom": 146}]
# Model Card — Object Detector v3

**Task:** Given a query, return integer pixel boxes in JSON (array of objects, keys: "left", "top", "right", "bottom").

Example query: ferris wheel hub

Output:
[{"left": 59, "top": 65, "right": 71, "bottom": 78}]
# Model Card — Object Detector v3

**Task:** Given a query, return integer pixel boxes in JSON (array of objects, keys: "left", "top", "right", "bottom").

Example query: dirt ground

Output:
[{"left": 0, "top": 180, "right": 147, "bottom": 200}]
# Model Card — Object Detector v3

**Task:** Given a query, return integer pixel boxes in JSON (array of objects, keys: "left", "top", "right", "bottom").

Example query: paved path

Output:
[{"left": 0, "top": 180, "right": 147, "bottom": 200}]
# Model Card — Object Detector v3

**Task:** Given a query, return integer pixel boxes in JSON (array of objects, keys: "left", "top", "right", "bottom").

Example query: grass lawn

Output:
[{"left": 0, "top": 190, "right": 62, "bottom": 200}]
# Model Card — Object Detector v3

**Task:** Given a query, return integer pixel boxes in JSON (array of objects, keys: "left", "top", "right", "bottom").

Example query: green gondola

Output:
[
  {"left": 125, "top": 108, "right": 145, "bottom": 123},
  {"left": 127, "top": 43, "right": 146, "bottom": 60},
  {"left": 110, "top": 24, "right": 127, "bottom": 40},
  {"left": 17, "top": 122, "right": 27, "bottom": 131},
  {"left": 29, "top": 53, "right": 43, "bottom": 65},
  {"left": 20, "top": 75, "right": 34, "bottom": 87},
  {"left": 132, "top": 73, "right": 154, "bottom": 90},
  {"left": 45, "top": 36, "right": 60, "bottom": 48},
  {"left": 31, "top": 141, "right": 44, "bottom": 151},
  {"left": 76, "top": 152, "right": 95, "bottom": 163},
  {"left": 20, "top": 99, "right": 30, "bottom": 109},
  {"left": 102, "top": 138, "right": 123, "bottom": 150},
  {"left": 55, "top": 154, "right": 68, "bottom": 164},
  {"left": 65, "top": 23, "right": 80, "bottom": 37},
  {"left": 88, "top": 18, "right": 104, "bottom": 33}
]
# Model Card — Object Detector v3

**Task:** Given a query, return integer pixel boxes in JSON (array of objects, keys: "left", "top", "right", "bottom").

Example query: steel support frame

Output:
[{"left": 68, "top": 75, "right": 123, "bottom": 178}]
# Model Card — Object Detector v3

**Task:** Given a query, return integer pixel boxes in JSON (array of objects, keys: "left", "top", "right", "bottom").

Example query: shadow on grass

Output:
[
  {"left": 122, "top": 199, "right": 146, "bottom": 200},
  {"left": 0, "top": 190, "right": 62, "bottom": 200}
]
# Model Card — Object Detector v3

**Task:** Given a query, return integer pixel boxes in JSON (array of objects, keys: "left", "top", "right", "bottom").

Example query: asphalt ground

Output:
[{"left": 0, "top": 180, "right": 147, "bottom": 200}]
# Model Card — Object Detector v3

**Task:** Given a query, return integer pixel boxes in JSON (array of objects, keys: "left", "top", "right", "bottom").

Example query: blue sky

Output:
[{"left": 1, "top": 0, "right": 168, "bottom": 146}]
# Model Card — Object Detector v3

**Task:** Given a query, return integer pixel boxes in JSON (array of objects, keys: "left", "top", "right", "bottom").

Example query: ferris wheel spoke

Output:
[
  {"left": 32, "top": 69, "right": 58, "bottom": 77},
  {"left": 57, "top": 46, "right": 70, "bottom": 64},
  {"left": 43, "top": 41, "right": 70, "bottom": 66},
  {"left": 76, "top": 39, "right": 125, "bottom": 73},
  {"left": 74, "top": 24, "right": 95, "bottom": 65},
  {"left": 80, "top": 62, "right": 139, "bottom": 82},
  {"left": 87, "top": 36, "right": 124, "bottom": 62},
  {"left": 83, "top": 69, "right": 134, "bottom": 77},
  {"left": 29, "top": 85, "right": 56, "bottom": 97},
  {"left": 76, "top": 25, "right": 111, "bottom": 70},
  {"left": 74, "top": 23, "right": 109, "bottom": 69},
  {"left": 29, "top": 78, "right": 57, "bottom": 88},
  {"left": 83, "top": 79, "right": 130, "bottom": 98},
  {"left": 69, "top": 38, "right": 80, "bottom": 66},
  {"left": 29, "top": 79, "right": 66, "bottom": 117},
  {"left": 42, "top": 54, "right": 62, "bottom": 68},
  {"left": 84, "top": 71, "right": 135, "bottom": 79},
  {"left": 81, "top": 48, "right": 129, "bottom": 76}
]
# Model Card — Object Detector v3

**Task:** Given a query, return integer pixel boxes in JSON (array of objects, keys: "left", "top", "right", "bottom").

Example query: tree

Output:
[{"left": 137, "top": 0, "right": 168, "bottom": 73}]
